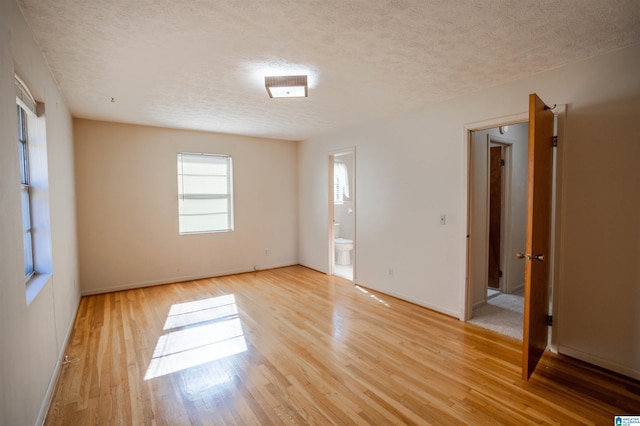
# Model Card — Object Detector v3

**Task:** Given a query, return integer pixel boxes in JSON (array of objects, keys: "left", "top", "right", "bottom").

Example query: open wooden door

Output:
[
  {"left": 488, "top": 146, "right": 503, "bottom": 289},
  {"left": 521, "top": 94, "right": 555, "bottom": 380}
]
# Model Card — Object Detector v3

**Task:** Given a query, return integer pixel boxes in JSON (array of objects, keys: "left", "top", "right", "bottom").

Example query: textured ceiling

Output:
[{"left": 16, "top": 0, "right": 640, "bottom": 141}]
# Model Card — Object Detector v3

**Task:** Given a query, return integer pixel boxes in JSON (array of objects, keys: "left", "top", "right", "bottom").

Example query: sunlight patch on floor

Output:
[{"left": 145, "top": 294, "right": 247, "bottom": 380}]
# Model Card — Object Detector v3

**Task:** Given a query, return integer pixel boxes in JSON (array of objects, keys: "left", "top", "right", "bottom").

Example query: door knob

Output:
[{"left": 516, "top": 252, "right": 544, "bottom": 261}]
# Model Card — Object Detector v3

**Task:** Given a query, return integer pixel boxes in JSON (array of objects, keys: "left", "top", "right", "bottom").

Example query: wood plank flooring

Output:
[{"left": 46, "top": 266, "right": 640, "bottom": 425}]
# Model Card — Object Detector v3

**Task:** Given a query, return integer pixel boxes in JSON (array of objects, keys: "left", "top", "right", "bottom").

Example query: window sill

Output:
[{"left": 26, "top": 273, "right": 52, "bottom": 306}]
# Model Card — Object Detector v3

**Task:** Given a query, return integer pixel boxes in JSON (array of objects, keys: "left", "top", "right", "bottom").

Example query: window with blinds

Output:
[{"left": 177, "top": 153, "right": 234, "bottom": 234}]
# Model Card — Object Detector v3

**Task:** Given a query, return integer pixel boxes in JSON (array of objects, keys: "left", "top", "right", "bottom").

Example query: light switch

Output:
[{"left": 440, "top": 214, "right": 446, "bottom": 225}]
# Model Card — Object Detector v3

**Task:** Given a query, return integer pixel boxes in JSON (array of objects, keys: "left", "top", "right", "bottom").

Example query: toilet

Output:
[{"left": 333, "top": 223, "right": 354, "bottom": 265}]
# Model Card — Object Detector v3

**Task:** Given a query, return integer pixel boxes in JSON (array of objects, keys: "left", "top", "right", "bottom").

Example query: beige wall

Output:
[
  {"left": 554, "top": 73, "right": 640, "bottom": 378},
  {"left": 74, "top": 119, "right": 298, "bottom": 294},
  {"left": 298, "top": 43, "right": 640, "bottom": 379},
  {"left": 0, "top": 0, "right": 80, "bottom": 424}
]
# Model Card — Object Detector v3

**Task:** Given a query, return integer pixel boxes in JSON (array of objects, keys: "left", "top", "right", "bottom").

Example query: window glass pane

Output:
[
  {"left": 21, "top": 187, "right": 31, "bottom": 232},
  {"left": 19, "top": 142, "right": 28, "bottom": 184},
  {"left": 17, "top": 105, "right": 25, "bottom": 141},
  {"left": 179, "top": 198, "right": 229, "bottom": 215},
  {"left": 179, "top": 213, "right": 230, "bottom": 234},
  {"left": 181, "top": 158, "right": 228, "bottom": 176},
  {"left": 180, "top": 175, "right": 228, "bottom": 195},
  {"left": 23, "top": 232, "right": 34, "bottom": 276},
  {"left": 334, "top": 182, "right": 343, "bottom": 204}
]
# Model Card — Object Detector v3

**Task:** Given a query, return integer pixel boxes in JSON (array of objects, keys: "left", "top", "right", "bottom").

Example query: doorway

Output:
[
  {"left": 465, "top": 96, "right": 561, "bottom": 380},
  {"left": 467, "top": 123, "right": 529, "bottom": 339},
  {"left": 330, "top": 149, "right": 355, "bottom": 280}
]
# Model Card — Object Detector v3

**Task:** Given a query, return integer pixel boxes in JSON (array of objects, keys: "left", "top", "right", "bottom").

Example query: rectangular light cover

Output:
[{"left": 265, "top": 75, "right": 308, "bottom": 98}]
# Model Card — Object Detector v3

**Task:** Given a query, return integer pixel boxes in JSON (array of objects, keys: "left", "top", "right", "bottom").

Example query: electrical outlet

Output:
[
  {"left": 440, "top": 214, "right": 447, "bottom": 225},
  {"left": 264, "top": 249, "right": 269, "bottom": 256},
  {"left": 388, "top": 268, "right": 394, "bottom": 277}
]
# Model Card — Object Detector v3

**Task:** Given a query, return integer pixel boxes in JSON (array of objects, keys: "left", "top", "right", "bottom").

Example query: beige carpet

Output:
[{"left": 468, "top": 293, "right": 524, "bottom": 340}]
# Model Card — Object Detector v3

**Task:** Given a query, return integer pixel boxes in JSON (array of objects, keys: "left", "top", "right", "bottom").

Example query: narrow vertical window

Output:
[
  {"left": 177, "top": 153, "right": 234, "bottom": 234},
  {"left": 16, "top": 74, "right": 52, "bottom": 304},
  {"left": 18, "top": 104, "right": 35, "bottom": 278}
]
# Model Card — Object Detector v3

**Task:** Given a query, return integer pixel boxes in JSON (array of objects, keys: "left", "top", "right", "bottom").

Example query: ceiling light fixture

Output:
[{"left": 265, "top": 75, "right": 308, "bottom": 98}]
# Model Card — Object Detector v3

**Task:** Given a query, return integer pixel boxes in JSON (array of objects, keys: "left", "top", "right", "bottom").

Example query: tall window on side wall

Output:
[
  {"left": 177, "top": 153, "right": 234, "bottom": 234},
  {"left": 16, "top": 74, "right": 53, "bottom": 304},
  {"left": 18, "top": 103, "right": 34, "bottom": 278},
  {"left": 15, "top": 75, "right": 53, "bottom": 305}
]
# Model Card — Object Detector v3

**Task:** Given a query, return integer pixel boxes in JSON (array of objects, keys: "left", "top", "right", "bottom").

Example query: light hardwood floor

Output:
[{"left": 46, "top": 265, "right": 639, "bottom": 425}]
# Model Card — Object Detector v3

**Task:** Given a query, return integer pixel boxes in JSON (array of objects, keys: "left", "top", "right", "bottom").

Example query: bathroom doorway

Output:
[{"left": 330, "top": 149, "right": 355, "bottom": 280}]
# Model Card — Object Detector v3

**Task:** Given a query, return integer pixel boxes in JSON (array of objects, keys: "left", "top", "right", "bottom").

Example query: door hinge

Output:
[
  {"left": 500, "top": 159, "right": 505, "bottom": 166},
  {"left": 546, "top": 315, "right": 553, "bottom": 326},
  {"left": 498, "top": 270, "right": 503, "bottom": 278},
  {"left": 552, "top": 136, "right": 558, "bottom": 147}
]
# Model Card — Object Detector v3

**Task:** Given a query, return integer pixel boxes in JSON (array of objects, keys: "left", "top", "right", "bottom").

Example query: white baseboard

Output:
[
  {"left": 81, "top": 262, "right": 299, "bottom": 296},
  {"left": 472, "top": 299, "right": 487, "bottom": 310},
  {"left": 298, "top": 262, "right": 329, "bottom": 275},
  {"left": 36, "top": 292, "right": 82, "bottom": 426},
  {"left": 356, "top": 283, "right": 460, "bottom": 319},
  {"left": 558, "top": 345, "right": 640, "bottom": 381}
]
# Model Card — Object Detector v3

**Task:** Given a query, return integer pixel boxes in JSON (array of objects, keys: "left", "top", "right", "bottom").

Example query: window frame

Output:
[
  {"left": 176, "top": 152, "right": 234, "bottom": 235},
  {"left": 18, "top": 103, "right": 35, "bottom": 280},
  {"left": 16, "top": 74, "right": 53, "bottom": 305}
]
